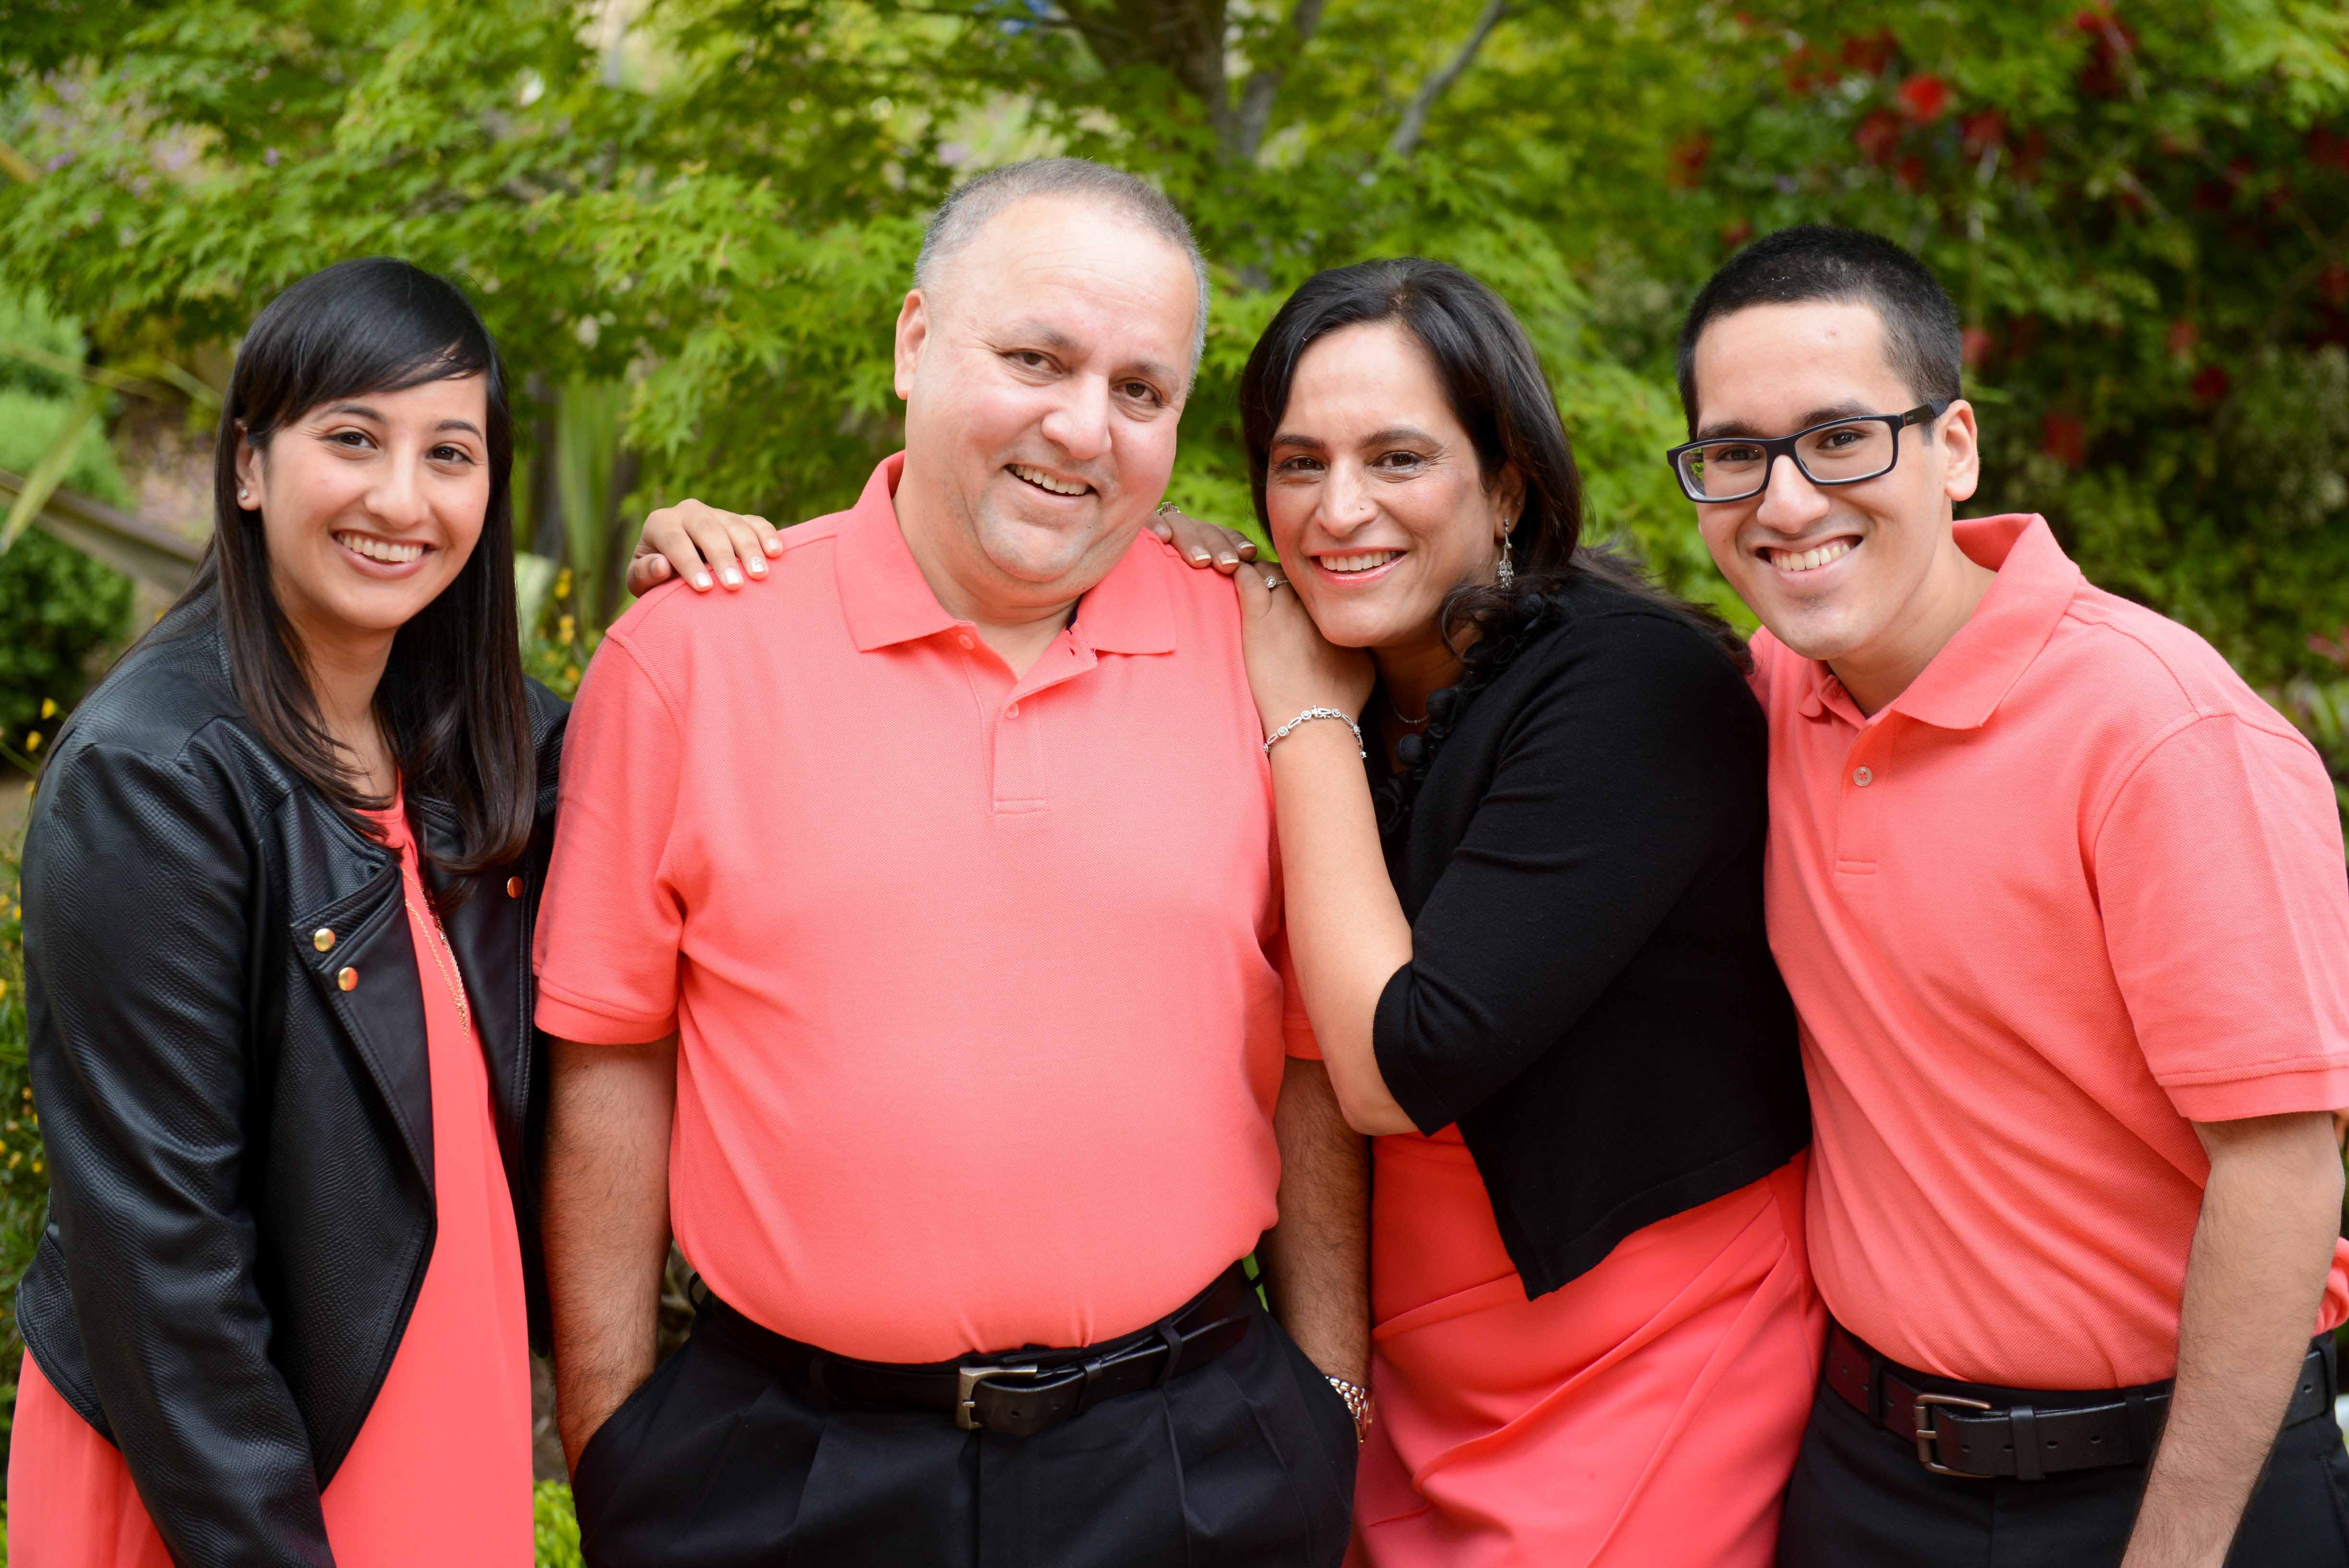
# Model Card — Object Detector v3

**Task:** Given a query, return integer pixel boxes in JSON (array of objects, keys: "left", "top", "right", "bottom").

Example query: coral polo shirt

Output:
[
  {"left": 534, "top": 454, "right": 1304, "bottom": 1363},
  {"left": 1753, "top": 513, "right": 2349, "bottom": 1390}
]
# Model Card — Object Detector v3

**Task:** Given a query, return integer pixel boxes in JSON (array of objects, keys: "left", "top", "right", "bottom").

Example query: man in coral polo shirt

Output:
[
  {"left": 533, "top": 160, "right": 1364, "bottom": 1568},
  {"left": 1667, "top": 226, "right": 2349, "bottom": 1568}
]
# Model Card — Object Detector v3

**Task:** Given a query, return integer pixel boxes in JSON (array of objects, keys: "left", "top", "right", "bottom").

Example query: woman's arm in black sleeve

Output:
[
  {"left": 1374, "top": 612, "right": 1763, "bottom": 1133},
  {"left": 24, "top": 740, "right": 334, "bottom": 1568}
]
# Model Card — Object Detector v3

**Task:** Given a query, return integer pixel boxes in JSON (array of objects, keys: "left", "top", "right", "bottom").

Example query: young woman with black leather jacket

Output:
[{"left": 8, "top": 258, "right": 732, "bottom": 1568}]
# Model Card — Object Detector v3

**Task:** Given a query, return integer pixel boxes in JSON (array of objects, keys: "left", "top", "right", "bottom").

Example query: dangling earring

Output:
[{"left": 1496, "top": 520, "right": 1516, "bottom": 589}]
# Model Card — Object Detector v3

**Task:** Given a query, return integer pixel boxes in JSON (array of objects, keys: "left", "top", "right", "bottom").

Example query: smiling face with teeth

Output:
[
  {"left": 1261, "top": 321, "right": 1521, "bottom": 689},
  {"left": 890, "top": 193, "right": 1197, "bottom": 630},
  {"left": 1686, "top": 300, "right": 1990, "bottom": 712},
  {"left": 236, "top": 374, "right": 490, "bottom": 670}
]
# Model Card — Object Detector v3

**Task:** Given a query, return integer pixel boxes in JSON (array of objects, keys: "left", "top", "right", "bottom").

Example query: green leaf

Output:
[{"left": 0, "top": 381, "right": 106, "bottom": 554}]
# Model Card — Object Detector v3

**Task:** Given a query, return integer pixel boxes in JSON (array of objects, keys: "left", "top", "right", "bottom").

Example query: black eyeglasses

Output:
[{"left": 1663, "top": 400, "right": 1951, "bottom": 504}]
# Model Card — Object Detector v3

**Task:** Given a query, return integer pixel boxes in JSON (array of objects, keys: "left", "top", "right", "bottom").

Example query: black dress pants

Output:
[
  {"left": 572, "top": 1295, "right": 1358, "bottom": 1568},
  {"left": 1779, "top": 1342, "right": 2349, "bottom": 1567}
]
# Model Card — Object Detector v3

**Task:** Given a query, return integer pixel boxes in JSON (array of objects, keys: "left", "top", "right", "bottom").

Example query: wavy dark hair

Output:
[
  {"left": 1239, "top": 257, "right": 1744, "bottom": 660},
  {"left": 166, "top": 257, "right": 533, "bottom": 879}
]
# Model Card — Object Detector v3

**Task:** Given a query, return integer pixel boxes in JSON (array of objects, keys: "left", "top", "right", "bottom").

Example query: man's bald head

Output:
[{"left": 914, "top": 157, "right": 1210, "bottom": 376}]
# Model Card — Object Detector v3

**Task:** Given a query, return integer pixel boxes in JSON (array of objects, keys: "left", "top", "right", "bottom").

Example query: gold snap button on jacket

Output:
[
  {"left": 311, "top": 927, "right": 336, "bottom": 952},
  {"left": 337, "top": 966, "right": 358, "bottom": 992},
  {"left": 506, "top": 876, "right": 524, "bottom": 898}
]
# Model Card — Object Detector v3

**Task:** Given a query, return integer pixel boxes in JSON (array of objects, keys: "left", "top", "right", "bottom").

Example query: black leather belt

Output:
[
  {"left": 694, "top": 1262, "right": 1258, "bottom": 1439},
  {"left": 1826, "top": 1321, "right": 2336, "bottom": 1480}
]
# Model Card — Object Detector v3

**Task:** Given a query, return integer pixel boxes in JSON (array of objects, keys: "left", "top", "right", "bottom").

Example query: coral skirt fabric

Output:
[
  {"left": 8, "top": 807, "right": 532, "bottom": 1568},
  {"left": 1350, "top": 1132, "right": 1822, "bottom": 1568}
]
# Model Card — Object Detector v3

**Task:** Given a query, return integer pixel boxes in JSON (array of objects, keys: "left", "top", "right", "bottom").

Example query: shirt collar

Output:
[
  {"left": 834, "top": 451, "right": 1175, "bottom": 656},
  {"left": 1795, "top": 513, "right": 2080, "bottom": 731}
]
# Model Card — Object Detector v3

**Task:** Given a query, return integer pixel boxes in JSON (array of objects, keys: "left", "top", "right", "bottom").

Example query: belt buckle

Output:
[
  {"left": 1912, "top": 1392, "right": 1994, "bottom": 1476},
  {"left": 955, "top": 1363, "right": 1040, "bottom": 1431}
]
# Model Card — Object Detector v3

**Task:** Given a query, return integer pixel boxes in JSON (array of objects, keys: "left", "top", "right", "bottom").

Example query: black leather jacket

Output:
[{"left": 16, "top": 598, "right": 566, "bottom": 1568}]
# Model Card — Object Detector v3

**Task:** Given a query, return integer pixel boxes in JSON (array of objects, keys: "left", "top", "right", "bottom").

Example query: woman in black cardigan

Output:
[{"left": 1157, "top": 259, "right": 1817, "bottom": 1566}]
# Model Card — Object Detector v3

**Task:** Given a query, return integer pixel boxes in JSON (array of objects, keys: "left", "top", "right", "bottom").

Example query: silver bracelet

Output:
[
  {"left": 1263, "top": 706, "right": 1364, "bottom": 760},
  {"left": 1328, "top": 1375, "right": 1375, "bottom": 1440}
]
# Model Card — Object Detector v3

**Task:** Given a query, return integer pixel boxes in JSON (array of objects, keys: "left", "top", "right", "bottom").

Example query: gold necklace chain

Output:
[{"left": 403, "top": 893, "right": 471, "bottom": 1029}]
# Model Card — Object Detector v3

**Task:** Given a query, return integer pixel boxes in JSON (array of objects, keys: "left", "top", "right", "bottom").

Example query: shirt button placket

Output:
[{"left": 1836, "top": 737, "right": 1885, "bottom": 871}]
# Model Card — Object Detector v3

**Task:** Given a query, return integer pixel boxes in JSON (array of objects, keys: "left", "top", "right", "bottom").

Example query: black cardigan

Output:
[{"left": 1372, "top": 573, "right": 1810, "bottom": 1299}]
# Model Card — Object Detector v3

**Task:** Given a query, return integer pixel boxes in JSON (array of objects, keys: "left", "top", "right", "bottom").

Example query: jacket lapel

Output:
[{"left": 290, "top": 862, "right": 435, "bottom": 1193}]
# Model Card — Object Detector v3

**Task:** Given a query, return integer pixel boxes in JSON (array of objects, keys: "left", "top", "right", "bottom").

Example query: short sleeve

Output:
[
  {"left": 2095, "top": 713, "right": 2349, "bottom": 1120},
  {"left": 532, "top": 631, "right": 689, "bottom": 1044}
]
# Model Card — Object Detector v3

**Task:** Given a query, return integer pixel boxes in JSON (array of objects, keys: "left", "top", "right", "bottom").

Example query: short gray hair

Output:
[{"left": 914, "top": 157, "right": 1210, "bottom": 374}]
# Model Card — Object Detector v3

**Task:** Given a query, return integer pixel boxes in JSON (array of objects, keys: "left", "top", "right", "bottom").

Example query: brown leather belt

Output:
[
  {"left": 693, "top": 1262, "right": 1258, "bottom": 1439},
  {"left": 1825, "top": 1321, "right": 2336, "bottom": 1480}
]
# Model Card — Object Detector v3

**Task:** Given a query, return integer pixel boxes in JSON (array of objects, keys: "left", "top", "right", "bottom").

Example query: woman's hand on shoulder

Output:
[
  {"left": 1148, "top": 503, "right": 1258, "bottom": 573},
  {"left": 1235, "top": 565, "right": 1375, "bottom": 736},
  {"left": 626, "top": 500, "right": 782, "bottom": 597}
]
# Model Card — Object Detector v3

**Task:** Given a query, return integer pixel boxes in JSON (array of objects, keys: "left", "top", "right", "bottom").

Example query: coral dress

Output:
[
  {"left": 1349, "top": 1131, "right": 1823, "bottom": 1568},
  {"left": 9, "top": 804, "right": 533, "bottom": 1568}
]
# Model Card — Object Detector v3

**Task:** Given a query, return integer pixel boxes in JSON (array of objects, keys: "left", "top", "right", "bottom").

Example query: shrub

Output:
[
  {"left": 0, "top": 291, "right": 135, "bottom": 744},
  {"left": 534, "top": 1480, "right": 582, "bottom": 1568}
]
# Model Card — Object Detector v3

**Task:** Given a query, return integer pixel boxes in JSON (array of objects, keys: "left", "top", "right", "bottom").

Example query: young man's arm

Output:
[
  {"left": 1259, "top": 1057, "right": 1370, "bottom": 1390},
  {"left": 2121, "top": 1109, "right": 2344, "bottom": 1568},
  {"left": 545, "top": 1033, "right": 678, "bottom": 1472}
]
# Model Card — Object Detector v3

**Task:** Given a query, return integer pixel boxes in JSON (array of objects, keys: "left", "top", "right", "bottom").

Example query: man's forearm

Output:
[
  {"left": 1261, "top": 1057, "right": 1370, "bottom": 1387},
  {"left": 545, "top": 1033, "right": 679, "bottom": 1472},
  {"left": 2123, "top": 1111, "right": 2344, "bottom": 1568}
]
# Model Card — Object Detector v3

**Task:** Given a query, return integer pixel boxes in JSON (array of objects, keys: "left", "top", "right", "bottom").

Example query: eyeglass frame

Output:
[{"left": 1662, "top": 399, "right": 1953, "bottom": 505}]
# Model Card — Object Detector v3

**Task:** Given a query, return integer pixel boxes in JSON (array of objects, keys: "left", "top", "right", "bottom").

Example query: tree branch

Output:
[
  {"left": 1386, "top": 0, "right": 1508, "bottom": 161},
  {"left": 1231, "top": 0, "right": 1329, "bottom": 165}
]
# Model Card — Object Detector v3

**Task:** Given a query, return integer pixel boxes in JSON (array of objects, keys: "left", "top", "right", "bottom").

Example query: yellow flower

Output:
[
  {"left": 557, "top": 614, "right": 576, "bottom": 647},
  {"left": 40, "top": 697, "right": 58, "bottom": 719},
  {"left": 554, "top": 568, "right": 574, "bottom": 601},
  {"left": 25, "top": 730, "right": 42, "bottom": 751}
]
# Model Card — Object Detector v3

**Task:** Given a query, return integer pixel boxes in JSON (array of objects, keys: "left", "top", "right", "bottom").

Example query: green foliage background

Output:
[
  {"left": 0, "top": 0, "right": 2344, "bottom": 1544},
  {"left": 0, "top": 290, "right": 133, "bottom": 746}
]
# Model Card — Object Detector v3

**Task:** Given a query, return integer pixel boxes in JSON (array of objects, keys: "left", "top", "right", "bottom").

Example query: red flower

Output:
[
  {"left": 1670, "top": 133, "right": 1712, "bottom": 190},
  {"left": 1782, "top": 43, "right": 1825, "bottom": 95},
  {"left": 1960, "top": 111, "right": 2005, "bottom": 156},
  {"left": 1841, "top": 30, "right": 1898, "bottom": 75},
  {"left": 2166, "top": 320, "right": 2198, "bottom": 357},
  {"left": 1961, "top": 326, "right": 1994, "bottom": 370},
  {"left": 1720, "top": 218, "right": 1756, "bottom": 249},
  {"left": 2191, "top": 365, "right": 2230, "bottom": 404},
  {"left": 1855, "top": 110, "right": 1903, "bottom": 165},
  {"left": 1898, "top": 74, "right": 1951, "bottom": 122},
  {"left": 2041, "top": 413, "right": 2086, "bottom": 468},
  {"left": 1896, "top": 155, "right": 1928, "bottom": 191}
]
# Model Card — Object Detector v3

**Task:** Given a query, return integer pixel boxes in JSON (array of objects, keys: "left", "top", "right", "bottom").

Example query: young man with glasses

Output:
[{"left": 1670, "top": 225, "right": 2349, "bottom": 1568}]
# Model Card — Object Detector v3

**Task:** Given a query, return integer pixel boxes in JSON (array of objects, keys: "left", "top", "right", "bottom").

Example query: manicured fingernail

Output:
[
  {"left": 693, "top": 572, "right": 712, "bottom": 590},
  {"left": 1190, "top": 551, "right": 1210, "bottom": 564},
  {"left": 721, "top": 567, "right": 741, "bottom": 586},
  {"left": 748, "top": 559, "right": 766, "bottom": 577},
  {"left": 763, "top": 538, "right": 781, "bottom": 556},
  {"left": 1239, "top": 544, "right": 1258, "bottom": 557},
  {"left": 1218, "top": 553, "right": 1237, "bottom": 566}
]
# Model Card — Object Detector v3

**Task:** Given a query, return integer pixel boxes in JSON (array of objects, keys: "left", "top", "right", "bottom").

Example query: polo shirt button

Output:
[
  {"left": 1853, "top": 766, "right": 1874, "bottom": 787},
  {"left": 1006, "top": 703, "right": 1020, "bottom": 718},
  {"left": 957, "top": 633, "right": 975, "bottom": 650}
]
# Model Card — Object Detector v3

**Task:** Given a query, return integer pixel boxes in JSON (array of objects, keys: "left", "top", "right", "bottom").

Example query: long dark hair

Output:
[
  {"left": 1237, "top": 257, "right": 1743, "bottom": 668},
  {"left": 171, "top": 257, "right": 534, "bottom": 878}
]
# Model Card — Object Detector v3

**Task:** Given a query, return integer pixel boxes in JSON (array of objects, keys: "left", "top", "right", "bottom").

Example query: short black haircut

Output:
[{"left": 1674, "top": 225, "right": 1963, "bottom": 433}]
